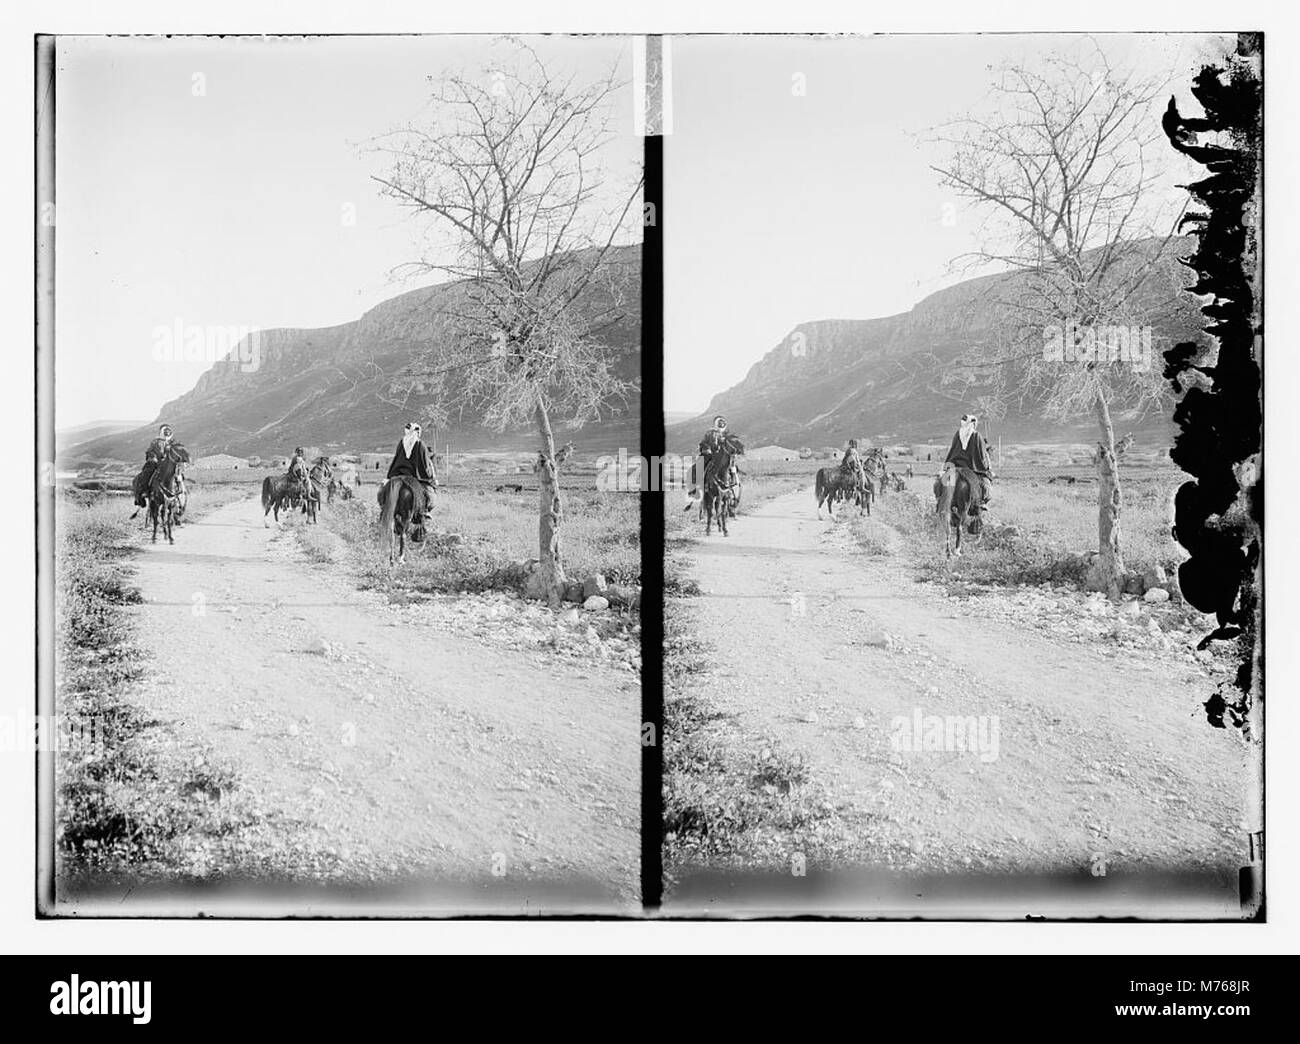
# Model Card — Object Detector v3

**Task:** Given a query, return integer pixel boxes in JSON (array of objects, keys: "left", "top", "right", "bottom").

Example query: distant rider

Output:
[
  {"left": 841, "top": 438, "right": 867, "bottom": 492},
  {"left": 694, "top": 415, "right": 733, "bottom": 494},
  {"left": 133, "top": 423, "right": 174, "bottom": 507},
  {"left": 288, "top": 446, "right": 309, "bottom": 488},
  {"left": 387, "top": 421, "right": 439, "bottom": 523}
]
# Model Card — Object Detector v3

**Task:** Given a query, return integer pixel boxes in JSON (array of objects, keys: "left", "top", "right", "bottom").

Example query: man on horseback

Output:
[
  {"left": 133, "top": 424, "right": 176, "bottom": 508},
  {"left": 693, "top": 415, "right": 737, "bottom": 496},
  {"left": 944, "top": 413, "right": 994, "bottom": 513},
  {"left": 288, "top": 446, "right": 309, "bottom": 487},
  {"left": 841, "top": 438, "right": 868, "bottom": 496},
  {"left": 387, "top": 421, "right": 438, "bottom": 524}
]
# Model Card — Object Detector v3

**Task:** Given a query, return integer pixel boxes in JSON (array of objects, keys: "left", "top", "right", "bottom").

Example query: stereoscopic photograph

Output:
[
  {"left": 39, "top": 34, "right": 644, "bottom": 915},
  {"left": 35, "top": 27, "right": 1263, "bottom": 924},
  {"left": 660, "top": 32, "right": 1262, "bottom": 918}
]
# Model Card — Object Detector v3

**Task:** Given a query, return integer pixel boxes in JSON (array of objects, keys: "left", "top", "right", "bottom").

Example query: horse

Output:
[
  {"left": 934, "top": 464, "right": 985, "bottom": 558},
  {"left": 327, "top": 477, "right": 354, "bottom": 503},
  {"left": 261, "top": 469, "right": 308, "bottom": 526},
  {"left": 863, "top": 449, "right": 888, "bottom": 497},
  {"left": 302, "top": 457, "right": 332, "bottom": 524},
  {"left": 141, "top": 444, "right": 190, "bottom": 545},
  {"left": 701, "top": 435, "right": 744, "bottom": 536},
  {"left": 724, "top": 465, "right": 742, "bottom": 519},
  {"left": 815, "top": 466, "right": 869, "bottom": 519},
  {"left": 377, "top": 475, "right": 429, "bottom": 566}
]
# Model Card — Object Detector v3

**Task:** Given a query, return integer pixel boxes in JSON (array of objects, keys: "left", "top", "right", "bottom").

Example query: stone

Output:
[
  {"left": 582, "top": 574, "right": 609, "bottom": 599},
  {"left": 1144, "top": 587, "right": 1170, "bottom": 603},
  {"left": 582, "top": 595, "right": 610, "bottom": 612},
  {"left": 307, "top": 637, "right": 333, "bottom": 656},
  {"left": 1142, "top": 563, "right": 1168, "bottom": 590},
  {"left": 559, "top": 608, "right": 580, "bottom": 626},
  {"left": 606, "top": 584, "right": 638, "bottom": 607}
]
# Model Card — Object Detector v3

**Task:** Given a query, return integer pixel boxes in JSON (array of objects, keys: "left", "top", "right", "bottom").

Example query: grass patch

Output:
[
  {"left": 662, "top": 604, "right": 851, "bottom": 875},
  {"left": 852, "top": 474, "right": 1186, "bottom": 591},
  {"left": 303, "top": 485, "right": 640, "bottom": 598},
  {"left": 54, "top": 495, "right": 329, "bottom": 882}
]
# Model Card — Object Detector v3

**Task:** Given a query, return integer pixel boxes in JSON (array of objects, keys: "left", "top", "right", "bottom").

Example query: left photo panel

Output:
[{"left": 37, "top": 34, "right": 645, "bottom": 915}]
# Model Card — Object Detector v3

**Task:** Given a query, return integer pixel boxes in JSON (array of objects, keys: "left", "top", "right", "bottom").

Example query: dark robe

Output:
[
  {"left": 945, "top": 432, "right": 992, "bottom": 475},
  {"left": 694, "top": 429, "right": 726, "bottom": 492},
  {"left": 134, "top": 437, "right": 172, "bottom": 505},
  {"left": 945, "top": 431, "right": 992, "bottom": 508},
  {"left": 287, "top": 454, "right": 309, "bottom": 490},
  {"left": 388, "top": 439, "right": 437, "bottom": 485}
]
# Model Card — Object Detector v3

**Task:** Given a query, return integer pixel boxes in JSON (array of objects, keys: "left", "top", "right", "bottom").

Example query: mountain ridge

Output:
[
  {"left": 668, "top": 238, "right": 1201, "bottom": 453},
  {"left": 67, "top": 244, "right": 642, "bottom": 465}
]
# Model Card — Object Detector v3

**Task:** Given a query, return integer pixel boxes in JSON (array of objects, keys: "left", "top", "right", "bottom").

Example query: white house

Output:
[
  {"left": 191, "top": 453, "right": 247, "bottom": 470},
  {"left": 746, "top": 444, "right": 800, "bottom": 461}
]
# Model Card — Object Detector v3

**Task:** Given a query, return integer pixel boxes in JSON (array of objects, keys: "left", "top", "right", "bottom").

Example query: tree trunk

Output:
[
  {"left": 1087, "top": 388, "right": 1126, "bottom": 598},
  {"left": 524, "top": 396, "right": 567, "bottom": 606}
]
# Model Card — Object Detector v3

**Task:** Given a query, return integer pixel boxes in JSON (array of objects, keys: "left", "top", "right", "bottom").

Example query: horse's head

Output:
[
  {"left": 168, "top": 443, "right": 191, "bottom": 463},
  {"left": 721, "top": 434, "right": 745, "bottom": 457}
]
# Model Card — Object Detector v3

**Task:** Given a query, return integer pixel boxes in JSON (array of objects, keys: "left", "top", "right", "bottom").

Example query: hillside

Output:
[
  {"left": 68, "top": 245, "right": 641, "bottom": 466},
  {"left": 668, "top": 239, "right": 1203, "bottom": 453},
  {"left": 57, "top": 419, "right": 149, "bottom": 456}
]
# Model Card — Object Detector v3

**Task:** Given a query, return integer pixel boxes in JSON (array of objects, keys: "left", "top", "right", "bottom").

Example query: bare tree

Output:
[
  {"left": 369, "top": 39, "right": 642, "bottom": 604},
  {"left": 928, "top": 43, "right": 1191, "bottom": 596}
]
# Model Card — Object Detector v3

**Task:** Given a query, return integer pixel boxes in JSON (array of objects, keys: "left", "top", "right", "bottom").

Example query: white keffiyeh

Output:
[{"left": 957, "top": 424, "right": 974, "bottom": 449}]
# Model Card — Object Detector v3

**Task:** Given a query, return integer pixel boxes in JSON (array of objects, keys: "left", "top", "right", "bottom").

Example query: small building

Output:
[
  {"left": 267, "top": 456, "right": 289, "bottom": 469},
  {"left": 746, "top": 444, "right": 800, "bottom": 462},
  {"left": 360, "top": 452, "right": 391, "bottom": 471},
  {"left": 192, "top": 453, "right": 246, "bottom": 470}
]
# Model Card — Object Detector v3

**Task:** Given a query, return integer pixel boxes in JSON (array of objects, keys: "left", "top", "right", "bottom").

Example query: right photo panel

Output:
[{"left": 661, "top": 32, "right": 1263, "bottom": 918}]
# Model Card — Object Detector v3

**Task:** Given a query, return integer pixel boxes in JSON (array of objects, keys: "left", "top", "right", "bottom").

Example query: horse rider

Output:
[
  {"left": 841, "top": 438, "right": 868, "bottom": 492},
  {"left": 133, "top": 423, "right": 175, "bottom": 507},
  {"left": 288, "top": 446, "right": 310, "bottom": 487},
  {"left": 694, "top": 414, "right": 739, "bottom": 493},
  {"left": 944, "top": 412, "right": 995, "bottom": 513},
  {"left": 387, "top": 421, "right": 439, "bottom": 522}
]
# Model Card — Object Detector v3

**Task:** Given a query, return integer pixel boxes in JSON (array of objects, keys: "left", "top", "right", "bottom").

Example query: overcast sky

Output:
[
  {"left": 53, "top": 34, "right": 638, "bottom": 429},
  {"left": 53, "top": 33, "right": 1232, "bottom": 430},
  {"left": 662, "top": 32, "right": 1232, "bottom": 415}
]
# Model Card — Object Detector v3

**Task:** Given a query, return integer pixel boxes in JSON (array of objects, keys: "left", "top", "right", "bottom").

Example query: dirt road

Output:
[
  {"left": 123, "top": 495, "right": 639, "bottom": 914},
  {"left": 669, "top": 487, "right": 1256, "bottom": 916}
]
